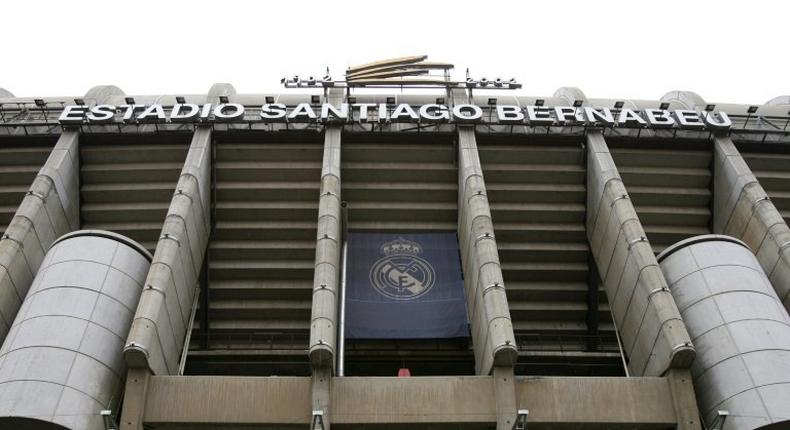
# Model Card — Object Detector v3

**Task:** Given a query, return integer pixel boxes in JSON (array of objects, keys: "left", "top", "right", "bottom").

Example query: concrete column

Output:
[
  {"left": 658, "top": 235, "right": 790, "bottom": 430},
  {"left": 308, "top": 88, "right": 344, "bottom": 369},
  {"left": 456, "top": 124, "right": 517, "bottom": 376},
  {"left": 311, "top": 366, "right": 332, "bottom": 430},
  {"left": 119, "top": 368, "right": 152, "bottom": 430},
  {"left": 0, "top": 230, "right": 151, "bottom": 430},
  {"left": 0, "top": 129, "right": 79, "bottom": 344},
  {"left": 124, "top": 126, "right": 212, "bottom": 374},
  {"left": 492, "top": 366, "right": 517, "bottom": 430},
  {"left": 666, "top": 369, "right": 703, "bottom": 430},
  {"left": 309, "top": 88, "right": 344, "bottom": 429},
  {"left": 713, "top": 135, "right": 790, "bottom": 310},
  {"left": 586, "top": 131, "right": 694, "bottom": 376}
]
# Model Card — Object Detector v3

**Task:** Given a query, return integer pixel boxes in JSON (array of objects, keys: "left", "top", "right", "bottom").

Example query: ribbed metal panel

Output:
[
  {"left": 198, "top": 138, "right": 322, "bottom": 374},
  {"left": 0, "top": 145, "right": 52, "bottom": 235},
  {"left": 740, "top": 150, "right": 790, "bottom": 224},
  {"left": 478, "top": 138, "right": 619, "bottom": 375},
  {"left": 340, "top": 137, "right": 474, "bottom": 375},
  {"left": 609, "top": 143, "right": 712, "bottom": 254},
  {"left": 342, "top": 139, "right": 457, "bottom": 232},
  {"left": 80, "top": 141, "right": 189, "bottom": 252}
]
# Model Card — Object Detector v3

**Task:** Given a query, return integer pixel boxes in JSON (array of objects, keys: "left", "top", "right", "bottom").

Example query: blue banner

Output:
[{"left": 345, "top": 232, "right": 469, "bottom": 339}]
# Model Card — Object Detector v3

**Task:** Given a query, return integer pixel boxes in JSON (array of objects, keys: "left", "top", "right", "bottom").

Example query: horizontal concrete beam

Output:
[{"left": 141, "top": 375, "right": 681, "bottom": 428}]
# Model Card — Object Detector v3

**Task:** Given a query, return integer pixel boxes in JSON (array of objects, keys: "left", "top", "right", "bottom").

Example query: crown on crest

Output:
[{"left": 381, "top": 237, "right": 422, "bottom": 255}]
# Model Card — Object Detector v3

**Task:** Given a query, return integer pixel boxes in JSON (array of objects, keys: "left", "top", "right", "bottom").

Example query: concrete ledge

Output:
[{"left": 141, "top": 375, "right": 682, "bottom": 428}]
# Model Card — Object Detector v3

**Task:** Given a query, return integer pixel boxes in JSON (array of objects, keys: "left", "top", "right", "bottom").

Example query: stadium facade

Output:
[{"left": 0, "top": 73, "right": 789, "bottom": 430}]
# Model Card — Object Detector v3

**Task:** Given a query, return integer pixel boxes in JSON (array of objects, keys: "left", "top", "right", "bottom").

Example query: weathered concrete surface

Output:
[
  {"left": 0, "top": 130, "right": 79, "bottom": 344},
  {"left": 659, "top": 90, "right": 706, "bottom": 110},
  {"left": 120, "top": 368, "right": 152, "bottom": 430},
  {"left": 516, "top": 376, "right": 680, "bottom": 428},
  {"left": 139, "top": 375, "right": 691, "bottom": 428},
  {"left": 0, "top": 231, "right": 150, "bottom": 430},
  {"left": 124, "top": 127, "right": 211, "bottom": 374},
  {"left": 144, "top": 376, "right": 312, "bottom": 427},
  {"left": 713, "top": 135, "right": 790, "bottom": 311},
  {"left": 666, "top": 368, "right": 703, "bottom": 430},
  {"left": 586, "top": 131, "right": 694, "bottom": 376},
  {"left": 84, "top": 85, "right": 125, "bottom": 105},
  {"left": 492, "top": 366, "right": 517, "bottom": 429},
  {"left": 456, "top": 124, "right": 518, "bottom": 376},
  {"left": 333, "top": 376, "right": 496, "bottom": 426},
  {"left": 309, "top": 88, "right": 344, "bottom": 368},
  {"left": 659, "top": 235, "right": 790, "bottom": 430}
]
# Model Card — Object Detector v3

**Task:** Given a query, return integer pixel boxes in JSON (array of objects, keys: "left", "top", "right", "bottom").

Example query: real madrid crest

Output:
[{"left": 369, "top": 238, "right": 436, "bottom": 300}]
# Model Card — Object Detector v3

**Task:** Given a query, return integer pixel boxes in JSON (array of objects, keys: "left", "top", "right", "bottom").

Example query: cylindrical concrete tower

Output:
[
  {"left": 657, "top": 235, "right": 790, "bottom": 430},
  {"left": 0, "top": 230, "right": 151, "bottom": 430}
]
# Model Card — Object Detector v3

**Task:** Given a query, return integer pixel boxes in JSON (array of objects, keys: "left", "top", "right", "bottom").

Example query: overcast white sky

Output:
[{"left": 3, "top": 0, "right": 787, "bottom": 104}]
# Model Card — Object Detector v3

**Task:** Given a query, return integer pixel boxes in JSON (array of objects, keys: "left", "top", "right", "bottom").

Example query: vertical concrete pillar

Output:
[
  {"left": 666, "top": 369, "right": 703, "bottom": 430},
  {"left": 586, "top": 131, "right": 694, "bottom": 376},
  {"left": 308, "top": 125, "right": 341, "bottom": 369},
  {"left": 0, "top": 129, "right": 79, "bottom": 344},
  {"left": 492, "top": 366, "right": 517, "bottom": 430},
  {"left": 119, "top": 368, "right": 151, "bottom": 430},
  {"left": 124, "top": 126, "right": 212, "bottom": 374},
  {"left": 309, "top": 88, "right": 345, "bottom": 429},
  {"left": 312, "top": 366, "right": 332, "bottom": 430},
  {"left": 456, "top": 123, "right": 517, "bottom": 376},
  {"left": 713, "top": 135, "right": 790, "bottom": 310}
]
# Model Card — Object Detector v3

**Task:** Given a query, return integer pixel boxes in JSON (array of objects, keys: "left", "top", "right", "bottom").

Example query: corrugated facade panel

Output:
[
  {"left": 0, "top": 145, "right": 52, "bottom": 235},
  {"left": 478, "top": 139, "right": 620, "bottom": 375},
  {"left": 197, "top": 140, "right": 322, "bottom": 374},
  {"left": 80, "top": 142, "right": 189, "bottom": 252},
  {"left": 342, "top": 140, "right": 457, "bottom": 231},
  {"left": 608, "top": 145, "right": 712, "bottom": 254},
  {"left": 740, "top": 151, "right": 790, "bottom": 224}
]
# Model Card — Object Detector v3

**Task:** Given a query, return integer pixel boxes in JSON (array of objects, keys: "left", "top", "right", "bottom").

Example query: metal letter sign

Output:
[
  {"left": 56, "top": 102, "right": 733, "bottom": 131},
  {"left": 344, "top": 232, "right": 469, "bottom": 339}
]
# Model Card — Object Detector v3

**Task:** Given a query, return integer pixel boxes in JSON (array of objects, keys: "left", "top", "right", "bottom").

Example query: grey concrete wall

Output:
[
  {"left": 0, "top": 130, "right": 79, "bottom": 344},
  {"left": 586, "top": 131, "right": 695, "bottom": 376},
  {"left": 713, "top": 135, "right": 790, "bottom": 310},
  {"left": 457, "top": 126, "right": 517, "bottom": 375},
  {"left": 0, "top": 230, "right": 151, "bottom": 430},
  {"left": 139, "top": 374, "right": 691, "bottom": 428},
  {"left": 309, "top": 88, "right": 344, "bottom": 368},
  {"left": 658, "top": 235, "right": 790, "bottom": 430},
  {"left": 124, "top": 127, "right": 212, "bottom": 374}
]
